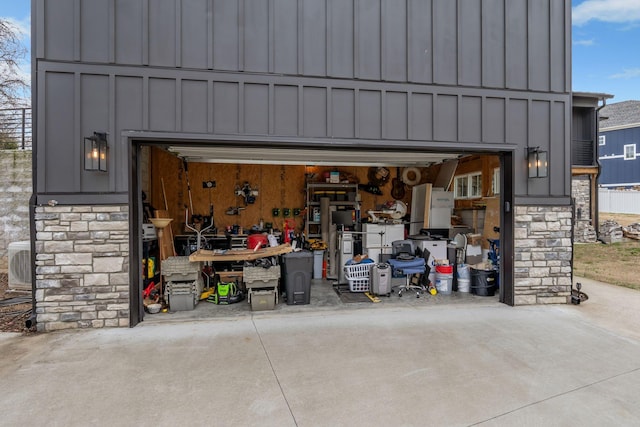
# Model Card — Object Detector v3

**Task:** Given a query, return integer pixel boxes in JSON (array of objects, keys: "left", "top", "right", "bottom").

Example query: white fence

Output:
[{"left": 599, "top": 189, "right": 640, "bottom": 214}]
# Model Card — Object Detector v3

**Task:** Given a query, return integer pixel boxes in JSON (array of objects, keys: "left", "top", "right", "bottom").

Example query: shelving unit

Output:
[{"left": 304, "top": 183, "right": 360, "bottom": 239}]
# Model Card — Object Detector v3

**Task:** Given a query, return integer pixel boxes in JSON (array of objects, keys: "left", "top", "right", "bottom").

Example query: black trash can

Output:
[
  {"left": 470, "top": 268, "right": 497, "bottom": 296},
  {"left": 282, "top": 251, "right": 313, "bottom": 305}
]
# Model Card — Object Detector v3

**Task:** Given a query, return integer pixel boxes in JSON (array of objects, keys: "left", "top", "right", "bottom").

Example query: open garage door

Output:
[{"left": 130, "top": 140, "right": 513, "bottom": 326}]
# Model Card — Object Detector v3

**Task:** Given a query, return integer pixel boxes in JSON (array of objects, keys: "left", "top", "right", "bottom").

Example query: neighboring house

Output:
[
  {"left": 33, "top": 0, "right": 576, "bottom": 331},
  {"left": 598, "top": 100, "right": 640, "bottom": 188}
]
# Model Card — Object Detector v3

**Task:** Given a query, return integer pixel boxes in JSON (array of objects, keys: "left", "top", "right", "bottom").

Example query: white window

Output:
[
  {"left": 598, "top": 135, "right": 606, "bottom": 146},
  {"left": 492, "top": 168, "right": 500, "bottom": 195},
  {"left": 454, "top": 175, "right": 468, "bottom": 198},
  {"left": 454, "top": 172, "right": 482, "bottom": 199},
  {"left": 624, "top": 144, "right": 636, "bottom": 160}
]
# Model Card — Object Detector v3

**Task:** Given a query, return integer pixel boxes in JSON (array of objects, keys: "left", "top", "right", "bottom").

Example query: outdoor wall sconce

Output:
[
  {"left": 527, "top": 147, "right": 548, "bottom": 178},
  {"left": 84, "top": 132, "right": 108, "bottom": 172}
]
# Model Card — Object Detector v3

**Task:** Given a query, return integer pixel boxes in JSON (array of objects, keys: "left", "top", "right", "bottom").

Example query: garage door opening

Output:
[{"left": 130, "top": 142, "right": 512, "bottom": 326}]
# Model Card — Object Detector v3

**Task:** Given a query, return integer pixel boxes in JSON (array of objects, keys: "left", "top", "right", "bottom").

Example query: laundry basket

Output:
[{"left": 344, "top": 262, "right": 374, "bottom": 292}]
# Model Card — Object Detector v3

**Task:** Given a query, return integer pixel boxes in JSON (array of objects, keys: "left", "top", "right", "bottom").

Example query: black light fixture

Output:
[
  {"left": 527, "top": 147, "right": 548, "bottom": 178},
  {"left": 84, "top": 132, "right": 108, "bottom": 172}
]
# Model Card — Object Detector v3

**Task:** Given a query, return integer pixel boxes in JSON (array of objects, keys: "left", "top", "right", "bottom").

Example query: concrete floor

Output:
[
  {"left": 1, "top": 277, "right": 639, "bottom": 426},
  {"left": 145, "top": 277, "right": 501, "bottom": 323}
]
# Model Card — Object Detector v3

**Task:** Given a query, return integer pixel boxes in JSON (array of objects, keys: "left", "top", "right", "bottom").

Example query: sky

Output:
[{"left": 1, "top": 0, "right": 639, "bottom": 104}]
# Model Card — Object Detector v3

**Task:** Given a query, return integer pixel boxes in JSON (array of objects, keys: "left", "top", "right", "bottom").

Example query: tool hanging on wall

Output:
[
  {"left": 182, "top": 159, "right": 194, "bottom": 216},
  {"left": 391, "top": 167, "right": 406, "bottom": 199},
  {"left": 235, "top": 182, "right": 259, "bottom": 205},
  {"left": 159, "top": 178, "right": 176, "bottom": 255},
  {"left": 226, "top": 206, "right": 246, "bottom": 215}
]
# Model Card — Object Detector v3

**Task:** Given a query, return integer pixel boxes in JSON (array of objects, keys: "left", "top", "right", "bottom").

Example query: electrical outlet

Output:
[{"left": 202, "top": 180, "right": 216, "bottom": 188}]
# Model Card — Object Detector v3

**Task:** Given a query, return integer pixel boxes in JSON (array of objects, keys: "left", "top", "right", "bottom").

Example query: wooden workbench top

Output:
[{"left": 188, "top": 243, "right": 293, "bottom": 262}]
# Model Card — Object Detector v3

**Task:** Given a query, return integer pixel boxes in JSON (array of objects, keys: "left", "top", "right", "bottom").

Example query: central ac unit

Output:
[{"left": 8, "top": 241, "right": 32, "bottom": 290}]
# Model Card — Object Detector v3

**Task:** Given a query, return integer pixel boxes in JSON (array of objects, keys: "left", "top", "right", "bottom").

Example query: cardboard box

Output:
[
  {"left": 466, "top": 244, "right": 482, "bottom": 256},
  {"left": 466, "top": 233, "right": 483, "bottom": 246},
  {"left": 466, "top": 254, "right": 483, "bottom": 265}
]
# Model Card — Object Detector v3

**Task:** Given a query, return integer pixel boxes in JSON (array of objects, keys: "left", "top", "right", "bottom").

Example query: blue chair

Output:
[{"left": 388, "top": 240, "right": 426, "bottom": 297}]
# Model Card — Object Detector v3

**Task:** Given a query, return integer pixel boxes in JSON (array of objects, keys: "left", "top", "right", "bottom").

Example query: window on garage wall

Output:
[
  {"left": 492, "top": 168, "right": 500, "bottom": 195},
  {"left": 624, "top": 144, "right": 636, "bottom": 160},
  {"left": 454, "top": 172, "right": 482, "bottom": 199}
]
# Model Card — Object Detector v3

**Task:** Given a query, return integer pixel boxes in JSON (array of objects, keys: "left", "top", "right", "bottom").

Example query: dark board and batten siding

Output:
[
  {"left": 34, "top": 0, "right": 572, "bottom": 203},
  {"left": 38, "top": 0, "right": 569, "bottom": 91}
]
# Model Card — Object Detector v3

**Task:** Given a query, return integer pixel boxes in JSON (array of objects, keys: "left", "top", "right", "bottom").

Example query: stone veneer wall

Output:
[
  {"left": 34, "top": 205, "right": 130, "bottom": 331},
  {"left": 0, "top": 150, "right": 32, "bottom": 272},
  {"left": 514, "top": 205, "right": 572, "bottom": 305},
  {"left": 572, "top": 177, "right": 597, "bottom": 243}
]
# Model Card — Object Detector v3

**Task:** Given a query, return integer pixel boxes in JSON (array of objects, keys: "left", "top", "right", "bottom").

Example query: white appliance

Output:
[
  {"left": 337, "top": 231, "right": 354, "bottom": 283},
  {"left": 362, "top": 223, "right": 405, "bottom": 263},
  {"left": 8, "top": 240, "right": 31, "bottom": 290},
  {"left": 410, "top": 184, "right": 454, "bottom": 235}
]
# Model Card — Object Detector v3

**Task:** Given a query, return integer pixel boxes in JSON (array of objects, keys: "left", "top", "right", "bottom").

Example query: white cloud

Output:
[
  {"left": 573, "top": 38, "right": 595, "bottom": 46},
  {"left": 609, "top": 68, "right": 640, "bottom": 79},
  {"left": 573, "top": 0, "right": 640, "bottom": 26}
]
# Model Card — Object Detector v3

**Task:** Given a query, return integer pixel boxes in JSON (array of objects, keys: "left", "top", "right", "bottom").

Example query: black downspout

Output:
[
  {"left": 26, "top": 194, "right": 37, "bottom": 329},
  {"left": 26, "top": 2, "right": 38, "bottom": 330},
  {"left": 593, "top": 99, "right": 608, "bottom": 238}
]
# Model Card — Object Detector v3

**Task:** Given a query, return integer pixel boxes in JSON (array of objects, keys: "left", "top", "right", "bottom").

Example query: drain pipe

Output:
[
  {"left": 25, "top": 193, "right": 38, "bottom": 330},
  {"left": 593, "top": 98, "right": 609, "bottom": 241}
]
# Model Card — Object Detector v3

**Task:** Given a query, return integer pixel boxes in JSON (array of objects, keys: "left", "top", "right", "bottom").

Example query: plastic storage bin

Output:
[
  {"left": 250, "top": 289, "right": 276, "bottom": 311},
  {"left": 282, "top": 251, "right": 313, "bottom": 305},
  {"left": 166, "top": 280, "right": 202, "bottom": 311},
  {"left": 161, "top": 256, "right": 201, "bottom": 282},
  {"left": 168, "top": 292, "right": 198, "bottom": 311}
]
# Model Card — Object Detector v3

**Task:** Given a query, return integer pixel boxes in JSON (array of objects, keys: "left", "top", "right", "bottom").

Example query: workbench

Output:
[
  {"left": 188, "top": 243, "right": 293, "bottom": 262},
  {"left": 189, "top": 244, "right": 292, "bottom": 304}
]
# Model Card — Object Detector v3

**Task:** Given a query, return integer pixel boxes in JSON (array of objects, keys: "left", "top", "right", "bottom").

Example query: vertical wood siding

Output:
[{"left": 35, "top": 0, "right": 572, "bottom": 200}]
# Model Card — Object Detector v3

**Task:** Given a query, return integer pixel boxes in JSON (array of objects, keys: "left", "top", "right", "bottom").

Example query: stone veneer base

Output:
[
  {"left": 34, "top": 205, "right": 130, "bottom": 331},
  {"left": 514, "top": 205, "right": 573, "bottom": 305}
]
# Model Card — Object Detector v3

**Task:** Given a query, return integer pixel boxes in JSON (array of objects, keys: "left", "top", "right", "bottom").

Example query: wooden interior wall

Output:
[
  {"left": 452, "top": 155, "right": 501, "bottom": 210},
  {"left": 150, "top": 148, "right": 308, "bottom": 235},
  {"left": 148, "top": 147, "right": 469, "bottom": 236}
]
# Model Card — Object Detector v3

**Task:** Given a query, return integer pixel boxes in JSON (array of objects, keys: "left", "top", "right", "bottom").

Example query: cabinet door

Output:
[{"left": 382, "top": 224, "right": 405, "bottom": 247}]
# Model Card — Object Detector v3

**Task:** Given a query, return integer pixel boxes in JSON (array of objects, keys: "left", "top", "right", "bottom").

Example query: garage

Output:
[
  {"left": 130, "top": 141, "right": 511, "bottom": 324},
  {"left": 32, "top": 0, "right": 572, "bottom": 331}
]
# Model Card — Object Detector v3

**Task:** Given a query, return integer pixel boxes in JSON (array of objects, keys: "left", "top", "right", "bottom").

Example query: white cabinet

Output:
[{"left": 362, "top": 223, "right": 405, "bottom": 263}]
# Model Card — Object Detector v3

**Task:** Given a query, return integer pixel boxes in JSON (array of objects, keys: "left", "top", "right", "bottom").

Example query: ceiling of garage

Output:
[{"left": 167, "top": 145, "right": 461, "bottom": 167}]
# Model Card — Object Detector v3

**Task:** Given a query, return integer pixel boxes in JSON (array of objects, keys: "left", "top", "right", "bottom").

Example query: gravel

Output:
[{"left": 0, "top": 273, "right": 36, "bottom": 333}]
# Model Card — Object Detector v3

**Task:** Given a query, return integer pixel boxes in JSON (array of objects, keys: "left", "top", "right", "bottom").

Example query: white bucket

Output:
[
  {"left": 457, "top": 264, "right": 470, "bottom": 280},
  {"left": 435, "top": 272, "right": 453, "bottom": 295},
  {"left": 457, "top": 278, "right": 471, "bottom": 293}
]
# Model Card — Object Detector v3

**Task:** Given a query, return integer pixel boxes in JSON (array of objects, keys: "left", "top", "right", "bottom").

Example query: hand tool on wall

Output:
[
  {"left": 159, "top": 178, "right": 176, "bottom": 255},
  {"left": 391, "top": 167, "right": 406, "bottom": 199},
  {"left": 183, "top": 159, "right": 194, "bottom": 216}
]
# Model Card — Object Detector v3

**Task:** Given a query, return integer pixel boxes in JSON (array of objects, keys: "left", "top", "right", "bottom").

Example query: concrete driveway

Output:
[{"left": 1, "top": 277, "right": 639, "bottom": 426}]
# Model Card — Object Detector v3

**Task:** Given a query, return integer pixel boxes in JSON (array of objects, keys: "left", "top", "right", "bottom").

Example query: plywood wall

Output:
[{"left": 149, "top": 147, "right": 440, "bottom": 236}]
